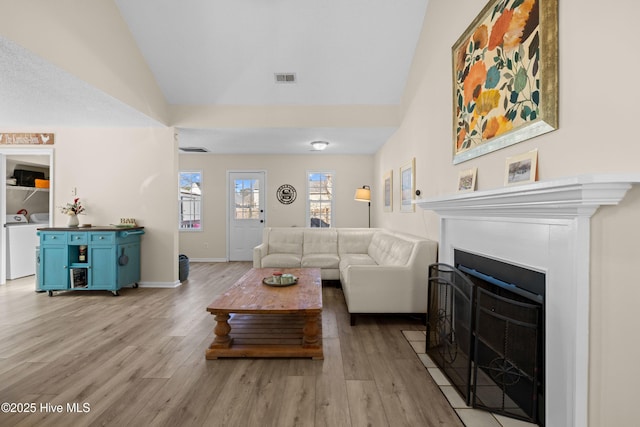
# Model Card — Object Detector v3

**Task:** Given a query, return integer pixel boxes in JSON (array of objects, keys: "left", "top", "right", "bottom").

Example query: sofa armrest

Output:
[
  {"left": 253, "top": 243, "right": 267, "bottom": 267},
  {"left": 343, "top": 264, "right": 416, "bottom": 288},
  {"left": 341, "top": 265, "right": 427, "bottom": 313}
]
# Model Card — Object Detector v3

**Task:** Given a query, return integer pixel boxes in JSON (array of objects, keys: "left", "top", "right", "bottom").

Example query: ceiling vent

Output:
[
  {"left": 179, "top": 147, "right": 209, "bottom": 153},
  {"left": 274, "top": 73, "right": 296, "bottom": 83}
]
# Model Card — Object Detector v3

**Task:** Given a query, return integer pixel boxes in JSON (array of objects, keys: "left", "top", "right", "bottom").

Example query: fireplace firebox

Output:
[{"left": 426, "top": 252, "right": 545, "bottom": 425}]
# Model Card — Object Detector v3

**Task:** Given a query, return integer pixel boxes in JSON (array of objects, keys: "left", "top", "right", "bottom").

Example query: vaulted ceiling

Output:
[{"left": 0, "top": 0, "right": 429, "bottom": 154}]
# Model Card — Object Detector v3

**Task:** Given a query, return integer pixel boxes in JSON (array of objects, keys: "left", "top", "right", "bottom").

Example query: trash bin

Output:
[{"left": 179, "top": 254, "right": 189, "bottom": 282}]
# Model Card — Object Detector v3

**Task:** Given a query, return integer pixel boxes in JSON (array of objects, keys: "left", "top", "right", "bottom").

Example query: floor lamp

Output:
[{"left": 354, "top": 185, "right": 371, "bottom": 228}]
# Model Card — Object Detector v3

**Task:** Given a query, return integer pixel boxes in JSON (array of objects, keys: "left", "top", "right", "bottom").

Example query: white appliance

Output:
[{"left": 5, "top": 213, "right": 47, "bottom": 280}]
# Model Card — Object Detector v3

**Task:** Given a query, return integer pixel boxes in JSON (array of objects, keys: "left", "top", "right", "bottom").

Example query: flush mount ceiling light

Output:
[
  {"left": 179, "top": 147, "right": 209, "bottom": 153},
  {"left": 310, "top": 141, "right": 329, "bottom": 151}
]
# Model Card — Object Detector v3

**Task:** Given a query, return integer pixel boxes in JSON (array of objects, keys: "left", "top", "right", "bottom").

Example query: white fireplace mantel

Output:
[
  {"left": 415, "top": 174, "right": 640, "bottom": 427},
  {"left": 415, "top": 173, "right": 640, "bottom": 219}
]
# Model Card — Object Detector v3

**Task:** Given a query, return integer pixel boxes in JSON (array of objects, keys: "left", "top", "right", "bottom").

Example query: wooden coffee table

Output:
[{"left": 205, "top": 267, "right": 323, "bottom": 359}]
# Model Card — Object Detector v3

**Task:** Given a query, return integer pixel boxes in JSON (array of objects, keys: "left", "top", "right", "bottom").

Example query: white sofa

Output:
[{"left": 253, "top": 227, "right": 438, "bottom": 324}]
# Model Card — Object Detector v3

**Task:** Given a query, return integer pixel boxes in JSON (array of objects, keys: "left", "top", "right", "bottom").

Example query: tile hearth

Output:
[{"left": 402, "top": 330, "right": 536, "bottom": 427}]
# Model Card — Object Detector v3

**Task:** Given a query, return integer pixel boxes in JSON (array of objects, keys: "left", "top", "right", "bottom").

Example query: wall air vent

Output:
[
  {"left": 274, "top": 73, "right": 296, "bottom": 83},
  {"left": 179, "top": 147, "right": 209, "bottom": 153}
]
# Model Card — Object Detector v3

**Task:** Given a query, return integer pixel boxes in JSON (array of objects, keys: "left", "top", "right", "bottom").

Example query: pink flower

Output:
[{"left": 59, "top": 198, "right": 86, "bottom": 215}]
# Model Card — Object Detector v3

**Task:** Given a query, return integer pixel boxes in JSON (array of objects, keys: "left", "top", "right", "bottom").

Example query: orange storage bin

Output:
[{"left": 35, "top": 179, "right": 50, "bottom": 188}]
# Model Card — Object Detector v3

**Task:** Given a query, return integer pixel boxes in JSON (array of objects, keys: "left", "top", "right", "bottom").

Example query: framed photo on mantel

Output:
[
  {"left": 458, "top": 167, "right": 478, "bottom": 192},
  {"left": 504, "top": 149, "right": 538, "bottom": 186}
]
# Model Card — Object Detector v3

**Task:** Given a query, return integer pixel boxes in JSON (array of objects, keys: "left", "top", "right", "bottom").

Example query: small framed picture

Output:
[
  {"left": 457, "top": 167, "right": 477, "bottom": 192},
  {"left": 504, "top": 149, "right": 538, "bottom": 186},
  {"left": 383, "top": 170, "right": 393, "bottom": 212},
  {"left": 400, "top": 158, "right": 415, "bottom": 212}
]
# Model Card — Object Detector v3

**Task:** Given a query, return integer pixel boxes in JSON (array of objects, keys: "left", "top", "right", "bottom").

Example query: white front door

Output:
[{"left": 228, "top": 171, "right": 265, "bottom": 261}]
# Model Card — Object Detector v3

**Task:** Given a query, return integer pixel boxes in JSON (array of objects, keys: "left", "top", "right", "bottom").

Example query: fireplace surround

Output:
[{"left": 415, "top": 174, "right": 640, "bottom": 427}]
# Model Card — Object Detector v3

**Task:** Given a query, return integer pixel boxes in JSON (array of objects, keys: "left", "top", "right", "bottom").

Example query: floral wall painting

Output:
[
  {"left": 452, "top": 0, "right": 558, "bottom": 164},
  {"left": 383, "top": 170, "right": 393, "bottom": 212},
  {"left": 504, "top": 149, "right": 538, "bottom": 185},
  {"left": 400, "top": 158, "right": 415, "bottom": 213},
  {"left": 458, "top": 167, "right": 478, "bottom": 192}
]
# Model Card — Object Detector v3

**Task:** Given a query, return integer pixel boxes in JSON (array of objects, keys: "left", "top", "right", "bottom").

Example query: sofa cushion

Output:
[
  {"left": 261, "top": 253, "right": 301, "bottom": 268},
  {"left": 304, "top": 229, "right": 338, "bottom": 254},
  {"left": 268, "top": 228, "right": 304, "bottom": 254},
  {"left": 302, "top": 253, "right": 340, "bottom": 269},
  {"left": 368, "top": 232, "right": 413, "bottom": 266},
  {"left": 339, "top": 253, "right": 377, "bottom": 271},
  {"left": 338, "top": 229, "right": 376, "bottom": 254}
]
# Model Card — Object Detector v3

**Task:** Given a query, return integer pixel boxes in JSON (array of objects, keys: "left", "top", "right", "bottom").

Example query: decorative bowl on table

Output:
[{"left": 263, "top": 274, "right": 298, "bottom": 287}]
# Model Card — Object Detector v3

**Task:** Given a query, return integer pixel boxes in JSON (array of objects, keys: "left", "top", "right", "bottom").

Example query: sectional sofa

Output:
[{"left": 253, "top": 227, "right": 438, "bottom": 324}]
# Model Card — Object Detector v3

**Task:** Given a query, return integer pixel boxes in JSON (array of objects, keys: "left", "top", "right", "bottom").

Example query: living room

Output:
[{"left": 1, "top": 1, "right": 640, "bottom": 426}]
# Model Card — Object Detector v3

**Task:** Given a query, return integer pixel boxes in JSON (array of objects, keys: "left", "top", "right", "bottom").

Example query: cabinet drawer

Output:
[
  {"left": 40, "top": 232, "right": 66, "bottom": 245},
  {"left": 89, "top": 232, "right": 115, "bottom": 244},
  {"left": 68, "top": 232, "right": 88, "bottom": 245}
]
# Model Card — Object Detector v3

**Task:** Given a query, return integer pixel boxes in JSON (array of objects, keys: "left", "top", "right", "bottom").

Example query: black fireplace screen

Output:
[
  {"left": 426, "top": 263, "right": 543, "bottom": 425},
  {"left": 473, "top": 287, "right": 541, "bottom": 422},
  {"left": 426, "top": 263, "right": 475, "bottom": 405}
]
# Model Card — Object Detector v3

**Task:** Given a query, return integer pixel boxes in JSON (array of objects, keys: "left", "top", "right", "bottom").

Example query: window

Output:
[
  {"left": 307, "top": 171, "right": 334, "bottom": 228},
  {"left": 179, "top": 171, "right": 202, "bottom": 230},
  {"left": 234, "top": 179, "right": 260, "bottom": 219}
]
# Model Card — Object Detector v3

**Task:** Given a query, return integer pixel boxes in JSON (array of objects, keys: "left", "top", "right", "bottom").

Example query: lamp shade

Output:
[{"left": 354, "top": 186, "right": 371, "bottom": 202}]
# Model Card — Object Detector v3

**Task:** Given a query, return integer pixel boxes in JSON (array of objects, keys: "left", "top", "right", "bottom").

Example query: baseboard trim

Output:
[
  {"left": 138, "top": 281, "right": 181, "bottom": 288},
  {"left": 189, "top": 258, "right": 228, "bottom": 263}
]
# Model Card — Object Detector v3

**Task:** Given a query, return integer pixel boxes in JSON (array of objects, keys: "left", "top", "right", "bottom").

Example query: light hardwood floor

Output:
[{"left": 0, "top": 262, "right": 463, "bottom": 427}]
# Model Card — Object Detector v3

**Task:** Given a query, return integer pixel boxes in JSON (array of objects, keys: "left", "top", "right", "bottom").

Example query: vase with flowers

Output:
[{"left": 59, "top": 197, "right": 86, "bottom": 228}]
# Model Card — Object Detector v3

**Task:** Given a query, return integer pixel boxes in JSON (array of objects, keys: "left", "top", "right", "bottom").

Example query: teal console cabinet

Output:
[{"left": 37, "top": 226, "right": 144, "bottom": 296}]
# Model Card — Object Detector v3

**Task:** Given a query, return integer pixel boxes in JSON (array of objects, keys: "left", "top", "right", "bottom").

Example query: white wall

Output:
[
  {"left": 1, "top": 128, "right": 179, "bottom": 285},
  {"left": 378, "top": 1, "right": 640, "bottom": 425},
  {"left": 590, "top": 186, "right": 640, "bottom": 426},
  {"left": 179, "top": 153, "right": 374, "bottom": 259},
  {"left": 56, "top": 128, "right": 178, "bottom": 285}
]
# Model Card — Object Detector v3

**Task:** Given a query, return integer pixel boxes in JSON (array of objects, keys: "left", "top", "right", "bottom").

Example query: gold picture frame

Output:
[
  {"left": 452, "top": 0, "right": 558, "bottom": 164},
  {"left": 383, "top": 170, "right": 393, "bottom": 212},
  {"left": 400, "top": 158, "right": 415, "bottom": 212},
  {"left": 458, "top": 167, "right": 478, "bottom": 192},
  {"left": 504, "top": 149, "right": 538, "bottom": 186}
]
